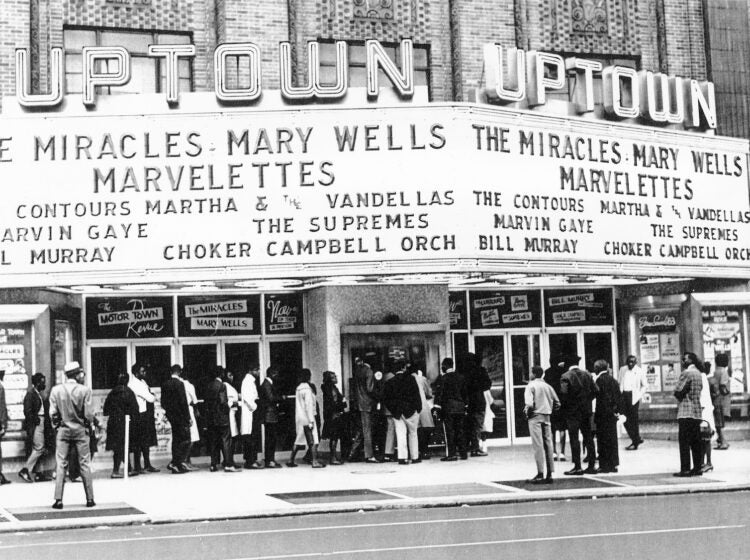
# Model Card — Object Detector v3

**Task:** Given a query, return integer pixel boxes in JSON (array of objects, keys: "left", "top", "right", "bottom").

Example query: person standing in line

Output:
[
  {"left": 617, "top": 355, "right": 647, "bottom": 450},
  {"left": 161, "top": 364, "right": 192, "bottom": 474},
  {"left": 128, "top": 363, "right": 159, "bottom": 474},
  {"left": 376, "top": 370, "right": 396, "bottom": 462},
  {"left": 700, "top": 362, "right": 715, "bottom": 473},
  {"left": 410, "top": 364, "right": 435, "bottom": 460},
  {"left": 181, "top": 371, "right": 200, "bottom": 470},
  {"left": 225, "top": 370, "right": 241, "bottom": 460},
  {"left": 258, "top": 367, "right": 283, "bottom": 468},
  {"left": 435, "top": 358, "right": 468, "bottom": 462},
  {"left": 240, "top": 364, "right": 261, "bottom": 469},
  {"left": 593, "top": 360, "right": 622, "bottom": 473},
  {"left": 322, "top": 370, "right": 346, "bottom": 465},
  {"left": 0, "top": 370, "right": 9, "bottom": 485},
  {"left": 103, "top": 373, "right": 140, "bottom": 478},
  {"left": 19, "top": 373, "right": 52, "bottom": 483},
  {"left": 544, "top": 356, "right": 567, "bottom": 462},
  {"left": 560, "top": 355, "right": 598, "bottom": 475},
  {"left": 49, "top": 362, "right": 95, "bottom": 509},
  {"left": 464, "top": 353, "right": 492, "bottom": 457},
  {"left": 205, "top": 366, "right": 239, "bottom": 472},
  {"left": 383, "top": 362, "right": 422, "bottom": 465},
  {"left": 523, "top": 365, "right": 559, "bottom": 484},
  {"left": 348, "top": 356, "right": 379, "bottom": 463},
  {"left": 287, "top": 369, "right": 325, "bottom": 468},
  {"left": 711, "top": 353, "right": 731, "bottom": 450},
  {"left": 673, "top": 352, "right": 704, "bottom": 477}
]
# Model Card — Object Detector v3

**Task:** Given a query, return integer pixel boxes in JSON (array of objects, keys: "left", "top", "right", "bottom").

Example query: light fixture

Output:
[
  {"left": 117, "top": 283, "right": 167, "bottom": 291},
  {"left": 234, "top": 279, "right": 303, "bottom": 290}
]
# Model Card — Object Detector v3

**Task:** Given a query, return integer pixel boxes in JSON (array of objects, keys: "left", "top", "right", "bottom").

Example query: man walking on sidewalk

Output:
[
  {"left": 161, "top": 364, "right": 192, "bottom": 474},
  {"left": 560, "top": 355, "right": 598, "bottom": 475},
  {"left": 617, "top": 355, "right": 647, "bottom": 450},
  {"left": 19, "top": 373, "right": 51, "bottom": 483},
  {"left": 49, "top": 362, "right": 95, "bottom": 509},
  {"left": 524, "top": 365, "right": 559, "bottom": 484}
]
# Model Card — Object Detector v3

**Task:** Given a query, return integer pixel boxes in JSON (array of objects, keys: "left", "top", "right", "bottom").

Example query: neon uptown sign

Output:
[{"left": 14, "top": 39, "right": 717, "bottom": 130}]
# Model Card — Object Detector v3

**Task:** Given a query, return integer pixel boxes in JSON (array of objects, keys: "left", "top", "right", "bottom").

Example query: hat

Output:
[
  {"left": 564, "top": 355, "right": 581, "bottom": 368},
  {"left": 64, "top": 361, "right": 81, "bottom": 374}
]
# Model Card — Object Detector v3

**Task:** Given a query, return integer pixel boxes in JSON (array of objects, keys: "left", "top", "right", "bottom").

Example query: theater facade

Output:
[{"left": 0, "top": 0, "right": 749, "bottom": 457}]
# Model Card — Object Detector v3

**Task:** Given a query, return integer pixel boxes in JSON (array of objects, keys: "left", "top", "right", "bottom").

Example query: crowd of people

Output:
[{"left": 0, "top": 349, "right": 735, "bottom": 508}]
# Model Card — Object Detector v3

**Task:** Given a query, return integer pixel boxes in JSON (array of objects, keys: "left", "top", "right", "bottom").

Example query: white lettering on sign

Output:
[
  {"left": 502, "top": 312, "right": 532, "bottom": 323},
  {"left": 510, "top": 295, "right": 528, "bottom": 311},
  {"left": 480, "top": 309, "right": 500, "bottom": 326},
  {"left": 267, "top": 300, "right": 297, "bottom": 325},
  {"left": 474, "top": 296, "right": 505, "bottom": 309},
  {"left": 549, "top": 294, "right": 594, "bottom": 306},
  {"left": 98, "top": 307, "right": 163, "bottom": 325},
  {"left": 553, "top": 310, "right": 586, "bottom": 324},
  {"left": 639, "top": 315, "right": 677, "bottom": 330},
  {"left": 190, "top": 317, "right": 253, "bottom": 330},
  {"left": 185, "top": 299, "right": 248, "bottom": 317}
]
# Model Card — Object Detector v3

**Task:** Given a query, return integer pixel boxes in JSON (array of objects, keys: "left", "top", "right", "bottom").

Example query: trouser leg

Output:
[
  {"left": 404, "top": 413, "right": 420, "bottom": 461},
  {"left": 541, "top": 419, "right": 554, "bottom": 475},
  {"left": 54, "top": 434, "right": 70, "bottom": 501},
  {"left": 581, "top": 415, "right": 596, "bottom": 468},
  {"left": 25, "top": 423, "right": 45, "bottom": 472},
  {"left": 393, "top": 417, "right": 407, "bottom": 460},
  {"left": 688, "top": 420, "right": 703, "bottom": 471},
  {"left": 361, "top": 411, "right": 374, "bottom": 459},
  {"left": 385, "top": 417, "right": 396, "bottom": 455},
  {"left": 220, "top": 426, "right": 233, "bottom": 467},
  {"left": 76, "top": 435, "right": 94, "bottom": 501},
  {"left": 678, "top": 419, "right": 691, "bottom": 471},
  {"left": 264, "top": 423, "right": 277, "bottom": 463},
  {"left": 529, "top": 416, "right": 545, "bottom": 474},
  {"left": 567, "top": 418, "right": 582, "bottom": 468}
]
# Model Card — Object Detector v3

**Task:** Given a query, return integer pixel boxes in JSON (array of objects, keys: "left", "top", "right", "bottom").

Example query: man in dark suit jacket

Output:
[
  {"left": 258, "top": 367, "right": 283, "bottom": 468},
  {"left": 19, "top": 373, "right": 52, "bottom": 482},
  {"left": 435, "top": 358, "right": 468, "bottom": 461},
  {"left": 560, "top": 355, "right": 598, "bottom": 475},
  {"left": 464, "top": 353, "right": 492, "bottom": 457},
  {"left": 348, "top": 356, "right": 378, "bottom": 463},
  {"left": 161, "top": 364, "right": 192, "bottom": 474},
  {"left": 205, "top": 366, "right": 239, "bottom": 472}
]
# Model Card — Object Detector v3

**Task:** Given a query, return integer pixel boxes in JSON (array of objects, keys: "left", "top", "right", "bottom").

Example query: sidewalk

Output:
[{"left": 0, "top": 439, "right": 748, "bottom": 532}]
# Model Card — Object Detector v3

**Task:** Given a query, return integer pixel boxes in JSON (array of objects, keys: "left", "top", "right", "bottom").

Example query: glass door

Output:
[
  {"left": 181, "top": 343, "right": 218, "bottom": 399},
  {"left": 508, "top": 333, "right": 541, "bottom": 440},
  {"left": 473, "top": 335, "right": 508, "bottom": 440},
  {"left": 268, "top": 340, "right": 304, "bottom": 451},
  {"left": 583, "top": 331, "right": 614, "bottom": 373},
  {"left": 547, "top": 332, "right": 578, "bottom": 368},
  {"left": 134, "top": 343, "right": 174, "bottom": 388}
]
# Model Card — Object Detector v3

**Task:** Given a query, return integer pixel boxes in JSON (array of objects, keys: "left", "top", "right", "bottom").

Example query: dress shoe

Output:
[
  {"left": 286, "top": 462, "right": 298, "bottom": 468},
  {"left": 364, "top": 457, "right": 380, "bottom": 464},
  {"left": 86, "top": 500, "right": 96, "bottom": 508},
  {"left": 223, "top": 466, "right": 240, "bottom": 472},
  {"left": 177, "top": 464, "right": 190, "bottom": 474},
  {"left": 440, "top": 455, "right": 458, "bottom": 462},
  {"left": 18, "top": 468, "right": 33, "bottom": 483},
  {"left": 625, "top": 443, "right": 638, "bottom": 451},
  {"left": 0, "top": 474, "right": 11, "bottom": 485},
  {"left": 411, "top": 458, "right": 422, "bottom": 464},
  {"left": 249, "top": 461, "right": 265, "bottom": 469},
  {"left": 330, "top": 459, "right": 343, "bottom": 466},
  {"left": 144, "top": 466, "right": 160, "bottom": 473},
  {"left": 127, "top": 470, "right": 140, "bottom": 477},
  {"left": 51, "top": 500, "right": 63, "bottom": 510},
  {"left": 311, "top": 462, "right": 326, "bottom": 468},
  {"left": 690, "top": 469, "right": 703, "bottom": 477},
  {"left": 701, "top": 463, "right": 714, "bottom": 473},
  {"left": 638, "top": 438, "right": 645, "bottom": 445},
  {"left": 166, "top": 463, "right": 180, "bottom": 474},
  {"left": 398, "top": 459, "right": 409, "bottom": 465},
  {"left": 35, "top": 473, "right": 53, "bottom": 482},
  {"left": 266, "top": 461, "right": 282, "bottom": 469},
  {"left": 584, "top": 467, "right": 599, "bottom": 474},
  {"left": 558, "top": 455, "right": 567, "bottom": 462},
  {"left": 715, "top": 443, "right": 730, "bottom": 450},
  {"left": 542, "top": 476, "right": 554, "bottom": 484},
  {"left": 564, "top": 468, "right": 585, "bottom": 476},
  {"left": 673, "top": 471, "right": 692, "bottom": 477},
  {"left": 110, "top": 471, "right": 124, "bottom": 479},
  {"left": 382, "top": 455, "right": 395, "bottom": 463},
  {"left": 598, "top": 467, "right": 618, "bottom": 474},
  {"left": 470, "top": 450, "right": 488, "bottom": 457},
  {"left": 526, "top": 473, "right": 545, "bottom": 484},
  {"left": 459, "top": 454, "right": 468, "bottom": 460},
  {"left": 209, "top": 465, "right": 219, "bottom": 472},
  {"left": 182, "top": 463, "right": 196, "bottom": 472}
]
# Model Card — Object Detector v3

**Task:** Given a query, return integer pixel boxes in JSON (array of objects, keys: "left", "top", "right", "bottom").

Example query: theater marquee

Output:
[{"left": 0, "top": 98, "right": 747, "bottom": 287}]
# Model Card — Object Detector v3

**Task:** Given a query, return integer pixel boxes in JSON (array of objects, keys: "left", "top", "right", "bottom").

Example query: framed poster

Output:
[
  {"left": 264, "top": 293, "right": 304, "bottom": 334},
  {"left": 449, "top": 291, "right": 468, "bottom": 330},
  {"left": 178, "top": 295, "right": 261, "bottom": 337},
  {"left": 469, "top": 290, "right": 541, "bottom": 329},
  {"left": 544, "top": 289, "right": 614, "bottom": 327},
  {"left": 86, "top": 297, "right": 174, "bottom": 339}
]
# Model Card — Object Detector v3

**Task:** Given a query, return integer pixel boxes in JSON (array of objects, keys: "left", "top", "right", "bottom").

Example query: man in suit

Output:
[
  {"left": 240, "top": 364, "right": 261, "bottom": 469},
  {"left": 464, "top": 353, "right": 492, "bottom": 457},
  {"left": 674, "top": 352, "right": 704, "bottom": 477},
  {"left": 161, "top": 364, "right": 192, "bottom": 474},
  {"left": 348, "top": 356, "right": 378, "bottom": 463},
  {"left": 258, "top": 367, "right": 283, "bottom": 468},
  {"left": 49, "top": 362, "right": 95, "bottom": 509},
  {"left": 434, "top": 357, "right": 468, "bottom": 461},
  {"left": 617, "top": 355, "right": 647, "bottom": 450},
  {"left": 0, "top": 370, "right": 9, "bottom": 485},
  {"left": 205, "top": 366, "right": 239, "bottom": 472},
  {"left": 19, "top": 372, "right": 51, "bottom": 483},
  {"left": 593, "top": 360, "right": 622, "bottom": 473},
  {"left": 560, "top": 355, "right": 598, "bottom": 475},
  {"left": 128, "top": 363, "right": 159, "bottom": 473}
]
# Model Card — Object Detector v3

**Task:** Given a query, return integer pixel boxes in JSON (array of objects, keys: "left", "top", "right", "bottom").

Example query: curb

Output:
[{"left": 1, "top": 481, "right": 748, "bottom": 534}]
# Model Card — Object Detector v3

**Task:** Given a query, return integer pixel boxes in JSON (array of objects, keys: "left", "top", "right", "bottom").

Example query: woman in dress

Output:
[
  {"left": 322, "top": 370, "right": 346, "bottom": 465},
  {"left": 103, "top": 373, "right": 139, "bottom": 478},
  {"left": 181, "top": 372, "right": 201, "bottom": 469},
  {"left": 287, "top": 369, "right": 325, "bottom": 468},
  {"left": 700, "top": 362, "right": 716, "bottom": 473}
]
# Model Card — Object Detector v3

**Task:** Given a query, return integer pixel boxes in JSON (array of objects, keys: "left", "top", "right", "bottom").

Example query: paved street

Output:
[{"left": 0, "top": 491, "right": 747, "bottom": 560}]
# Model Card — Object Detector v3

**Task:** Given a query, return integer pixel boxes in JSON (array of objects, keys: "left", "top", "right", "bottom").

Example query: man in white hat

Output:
[{"left": 49, "top": 361, "right": 95, "bottom": 509}]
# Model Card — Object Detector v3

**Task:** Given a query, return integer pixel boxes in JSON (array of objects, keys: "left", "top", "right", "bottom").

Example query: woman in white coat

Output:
[
  {"left": 240, "top": 365, "right": 260, "bottom": 468},
  {"left": 700, "top": 363, "right": 716, "bottom": 473},
  {"left": 287, "top": 369, "right": 325, "bottom": 468},
  {"left": 181, "top": 374, "right": 200, "bottom": 470},
  {"left": 225, "top": 370, "right": 241, "bottom": 463}
]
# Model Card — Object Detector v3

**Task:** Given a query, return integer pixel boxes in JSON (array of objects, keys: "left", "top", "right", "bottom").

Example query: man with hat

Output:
[
  {"left": 49, "top": 361, "right": 95, "bottom": 508},
  {"left": 559, "top": 355, "right": 598, "bottom": 475}
]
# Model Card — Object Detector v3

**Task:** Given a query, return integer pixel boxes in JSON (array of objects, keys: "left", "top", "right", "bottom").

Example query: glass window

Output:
[
  {"left": 319, "top": 41, "right": 430, "bottom": 96},
  {"left": 63, "top": 27, "right": 193, "bottom": 96},
  {"left": 91, "top": 346, "right": 127, "bottom": 390},
  {"left": 134, "top": 345, "right": 172, "bottom": 388}
]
